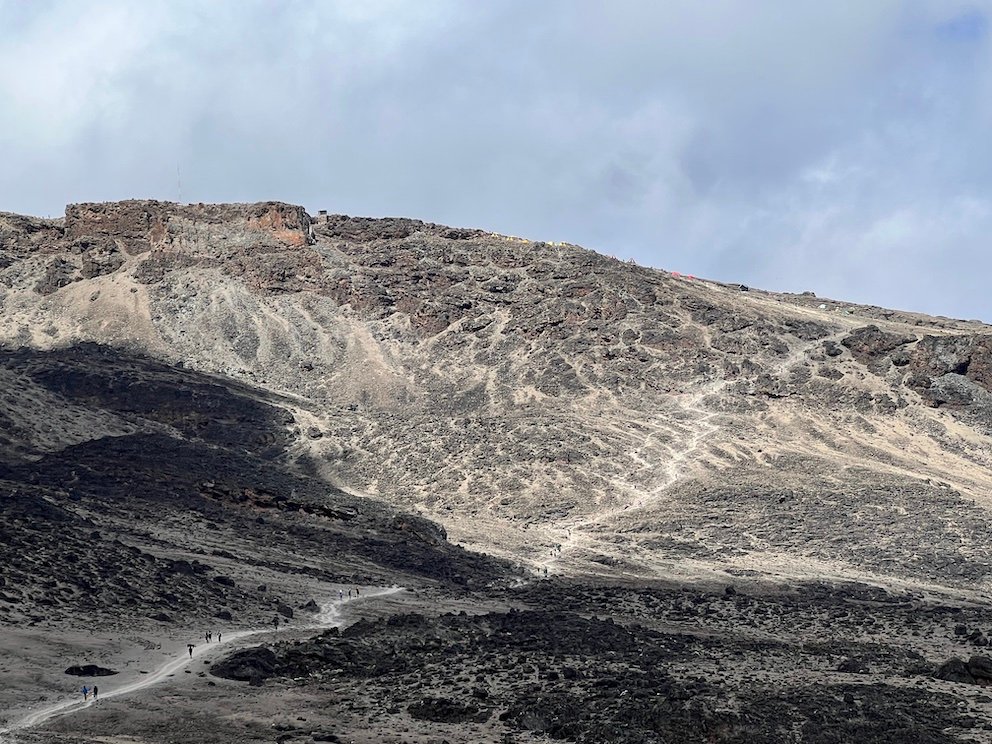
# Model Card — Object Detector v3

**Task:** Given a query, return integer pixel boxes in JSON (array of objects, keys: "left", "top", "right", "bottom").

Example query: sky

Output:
[{"left": 1, "top": 1, "right": 991, "bottom": 320}]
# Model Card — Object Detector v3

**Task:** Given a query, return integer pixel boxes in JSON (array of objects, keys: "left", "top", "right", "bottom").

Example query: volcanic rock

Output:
[{"left": 65, "top": 664, "right": 117, "bottom": 677}]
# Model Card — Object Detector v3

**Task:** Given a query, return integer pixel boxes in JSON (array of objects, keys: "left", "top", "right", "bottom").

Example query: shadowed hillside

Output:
[
  {"left": 0, "top": 342, "right": 508, "bottom": 629},
  {"left": 3, "top": 201, "right": 990, "bottom": 592},
  {"left": 6, "top": 202, "right": 992, "bottom": 743},
  {"left": 0, "top": 202, "right": 992, "bottom": 583}
]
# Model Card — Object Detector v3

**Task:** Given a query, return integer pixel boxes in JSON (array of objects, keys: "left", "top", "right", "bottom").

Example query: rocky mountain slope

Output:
[
  {"left": 2, "top": 200, "right": 990, "bottom": 592},
  {"left": 5, "top": 200, "right": 992, "bottom": 743},
  {"left": 0, "top": 341, "right": 507, "bottom": 626}
]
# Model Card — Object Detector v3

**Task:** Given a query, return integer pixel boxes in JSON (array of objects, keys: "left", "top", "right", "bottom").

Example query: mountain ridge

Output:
[
  {"left": 2, "top": 200, "right": 991, "bottom": 591},
  {"left": 6, "top": 200, "right": 992, "bottom": 742}
]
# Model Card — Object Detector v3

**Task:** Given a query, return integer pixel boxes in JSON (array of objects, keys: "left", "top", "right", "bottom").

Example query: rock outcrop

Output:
[{"left": 0, "top": 201, "right": 990, "bottom": 585}]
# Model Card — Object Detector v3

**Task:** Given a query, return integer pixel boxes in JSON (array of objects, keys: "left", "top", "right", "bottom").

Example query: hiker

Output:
[
  {"left": 218, "top": 632, "right": 222, "bottom": 643},
  {"left": 81, "top": 685, "right": 89, "bottom": 701},
  {"left": 92, "top": 685, "right": 98, "bottom": 700},
  {"left": 338, "top": 589, "right": 344, "bottom": 600},
  {"left": 348, "top": 589, "right": 352, "bottom": 598},
  {"left": 187, "top": 643, "right": 195, "bottom": 658},
  {"left": 273, "top": 616, "right": 279, "bottom": 630},
  {"left": 355, "top": 587, "right": 360, "bottom": 597}
]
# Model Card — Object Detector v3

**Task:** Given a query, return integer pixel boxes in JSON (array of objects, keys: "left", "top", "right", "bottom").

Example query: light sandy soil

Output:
[
  {"left": 3, "top": 204, "right": 992, "bottom": 740},
  {"left": 3, "top": 206, "right": 992, "bottom": 597}
]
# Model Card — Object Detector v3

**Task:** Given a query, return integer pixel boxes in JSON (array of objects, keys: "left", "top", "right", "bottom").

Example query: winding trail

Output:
[
  {"left": 533, "top": 382, "right": 725, "bottom": 577},
  {"left": 535, "top": 334, "right": 830, "bottom": 577},
  {"left": 1, "top": 586, "right": 403, "bottom": 740}
]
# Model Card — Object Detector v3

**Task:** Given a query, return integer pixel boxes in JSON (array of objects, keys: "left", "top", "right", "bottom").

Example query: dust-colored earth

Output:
[{"left": 2, "top": 201, "right": 992, "bottom": 742}]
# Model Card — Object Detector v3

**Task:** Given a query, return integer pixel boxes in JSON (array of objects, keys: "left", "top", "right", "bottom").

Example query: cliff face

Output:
[
  {"left": 2, "top": 201, "right": 991, "bottom": 590},
  {"left": 9, "top": 201, "right": 315, "bottom": 295}
]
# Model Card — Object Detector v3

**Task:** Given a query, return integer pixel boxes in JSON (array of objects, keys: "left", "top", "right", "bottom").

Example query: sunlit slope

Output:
[{"left": 2, "top": 201, "right": 991, "bottom": 590}]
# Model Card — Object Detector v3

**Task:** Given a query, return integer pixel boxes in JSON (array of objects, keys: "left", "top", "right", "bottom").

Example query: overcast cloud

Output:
[{"left": 1, "top": 1, "right": 991, "bottom": 319}]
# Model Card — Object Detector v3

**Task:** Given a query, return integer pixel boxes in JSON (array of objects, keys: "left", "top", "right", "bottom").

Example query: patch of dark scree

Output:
[
  {"left": 212, "top": 607, "right": 975, "bottom": 743},
  {"left": 0, "top": 344, "right": 511, "bottom": 629}
]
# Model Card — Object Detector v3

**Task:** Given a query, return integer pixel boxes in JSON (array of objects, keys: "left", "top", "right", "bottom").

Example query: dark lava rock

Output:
[
  {"left": 407, "top": 697, "right": 490, "bottom": 724},
  {"left": 969, "top": 655, "right": 992, "bottom": 681},
  {"left": 935, "top": 657, "right": 976, "bottom": 684},
  {"left": 910, "top": 334, "right": 992, "bottom": 391},
  {"left": 210, "top": 646, "right": 278, "bottom": 682},
  {"left": 823, "top": 340, "right": 844, "bottom": 357},
  {"left": 841, "top": 325, "right": 914, "bottom": 365},
  {"left": 209, "top": 583, "right": 976, "bottom": 743},
  {"left": 837, "top": 657, "right": 870, "bottom": 674},
  {"left": 936, "top": 655, "right": 992, "bottom": 685},
  {"left": 65, "top": 664, "right": 118, "bottom": 677}
]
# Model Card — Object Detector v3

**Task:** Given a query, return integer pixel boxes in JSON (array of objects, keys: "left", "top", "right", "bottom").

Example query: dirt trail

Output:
[
  {"left": 534, "top": 379, "right": 727, "bottom": 576},
  {"left": 0, "top": 587, "right": 403, "bottom": 741},
  {"left": 533, "top": 334, "right": 833, "bottom": 577}
]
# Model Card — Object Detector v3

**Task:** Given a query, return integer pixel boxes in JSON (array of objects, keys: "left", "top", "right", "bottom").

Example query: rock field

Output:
[{"left": 2, "top": 201, "right": 992, "bottom": 741}]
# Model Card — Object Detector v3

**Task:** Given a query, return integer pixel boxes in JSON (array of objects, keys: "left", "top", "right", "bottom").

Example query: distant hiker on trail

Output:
[
  {"left": 218, "top": 632, "right": 222, "bottom": 643},
  {"left": 81, "top": 685, "right": 89, "bottom": 701},
  {"left": 92, "top": 685, "right": 98, "bottom": 700},
  {"left": 187, "top": 644, "right": 195, "bottom": 658},
  {"left": 355, "top": 587, "right": 360, "bottom": 597},
  {"left": 338, "top": 589, "right": 344, "bottom": 600},
  {"left": 348, "top": 589, "right": 352, "bottom": 598},
  {"left": 272, "top": 617, "right": 279, "bottom": 630}
]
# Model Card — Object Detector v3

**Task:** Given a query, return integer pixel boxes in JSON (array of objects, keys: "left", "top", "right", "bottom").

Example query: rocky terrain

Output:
[
  {"left": 208, "top": 582, "right": 987, "bottom": 744},
  {"left": 0, "top": 340, "right": 509, "bottom": 735},
  {"left": 3, "top": 200, "right": 991, "bottom": 583},
  {"left": 2, "top": 200, "right": 992, "bottom": 741},
  {"left": 0, "top": 342, "right": 506, "bottom": 626}
]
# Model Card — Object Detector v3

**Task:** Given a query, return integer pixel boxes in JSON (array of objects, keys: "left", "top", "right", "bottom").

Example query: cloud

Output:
[{"left": 1, "top": 0, "right": 991, "bottom": 319}]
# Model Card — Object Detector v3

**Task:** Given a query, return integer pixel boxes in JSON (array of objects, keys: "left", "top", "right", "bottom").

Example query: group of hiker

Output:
[
  {"left": 187, "top": 628, "right": 224, "bottom": 658},
  {"left": 78, "top": 588, "right": 366, "bottom": 704}
]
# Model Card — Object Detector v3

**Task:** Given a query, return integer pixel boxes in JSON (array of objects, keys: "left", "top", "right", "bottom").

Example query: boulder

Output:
[
  {"left": 969, "top": 655, "right": 992, "bottom": 681},
  {"left": 65, "top": 664, "right": 118, "bottom": 677},
  {"left": 836, "top": 658, "right": 869, "bottom": 674},
  {"left": 407, "top": 697, "right": 491, "bottom": 724},
  {"left": 841, "top": 325, "right": 914, "bottom": 367},
  {"left": 936, "top": 657, "right": 977, "bottom": 684},
  {"left": 210, "top": 646, "right": 278, "bottom": 682}
]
